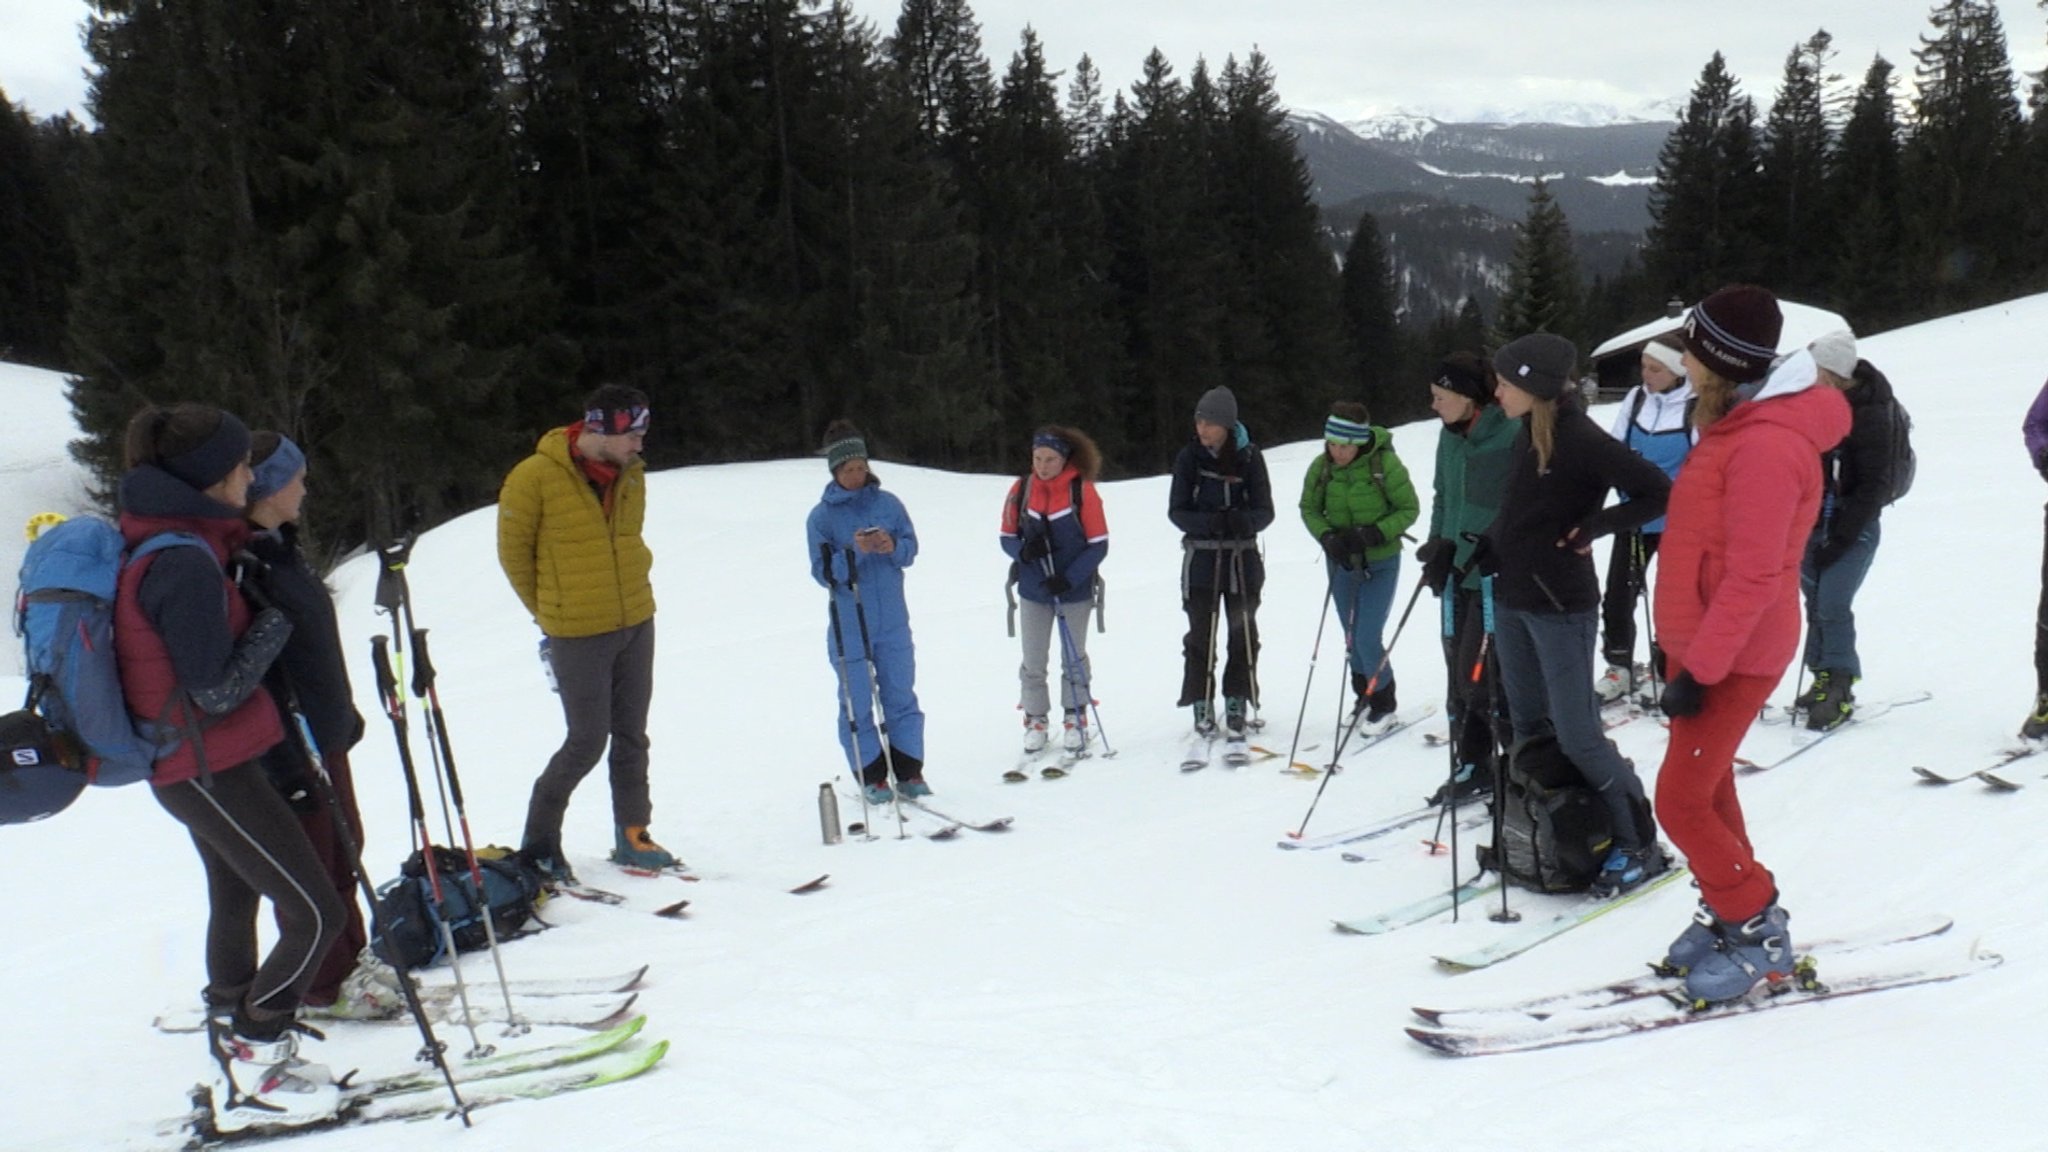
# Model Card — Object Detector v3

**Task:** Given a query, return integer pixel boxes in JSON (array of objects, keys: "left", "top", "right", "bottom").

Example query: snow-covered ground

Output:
[{"left": 5, "top": 293, "right": 2046, "bottom": 1151}]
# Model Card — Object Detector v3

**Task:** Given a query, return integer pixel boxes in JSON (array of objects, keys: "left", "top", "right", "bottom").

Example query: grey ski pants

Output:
[
  {"left": 1017, "top": 597, "right": 1093, "bottom": 717},
  {"left": 523, "top": 618, "right": 656, "bottom": 849}
]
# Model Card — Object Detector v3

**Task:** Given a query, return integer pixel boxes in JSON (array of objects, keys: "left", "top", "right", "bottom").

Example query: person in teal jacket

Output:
[
  {"left": 807, "top": 420, "right": 927, "bottom": 806},
  {"left": 1300, "top": 400, "right": 1420, "bottom": 723},
  {"left": 1418, "top": 353, "right": 1521, "bottom": 804}
]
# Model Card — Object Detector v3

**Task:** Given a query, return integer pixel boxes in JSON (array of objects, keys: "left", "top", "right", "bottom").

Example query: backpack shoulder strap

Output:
[{"left": 1628, "top": 387, "right": 1648, "bottom": 431}]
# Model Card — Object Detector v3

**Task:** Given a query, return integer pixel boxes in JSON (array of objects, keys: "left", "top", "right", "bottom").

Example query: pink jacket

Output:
[{"left": 1655, "top": 352, "right": 1852, "bottom": 686}]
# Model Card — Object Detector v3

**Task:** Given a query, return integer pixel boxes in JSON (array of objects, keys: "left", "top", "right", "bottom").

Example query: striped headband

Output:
[{"left": 1324, "top": 416, "right": 1373, "bottom": 446}]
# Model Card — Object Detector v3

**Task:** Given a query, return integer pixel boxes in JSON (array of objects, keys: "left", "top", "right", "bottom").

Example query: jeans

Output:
[
  {"left": 1800, "top": 520, "right": 1880, "bottom": 678},
  {"left": 1330, "top": 554, "right": 1401, "bottom": 685},
  {"left": 1493, "top": 605, "right": 1651, "bottom": 850}
]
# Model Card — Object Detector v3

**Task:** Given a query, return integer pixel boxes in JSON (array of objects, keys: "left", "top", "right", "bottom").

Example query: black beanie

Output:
[
  {"left": 1492, "top": 333, "right": 1577, "bottom": 402},
  {"left": 1434, "top": 352, "right": 1492, "bottom": 405},
  {"left": 1684, "top": 285, "right": 1783, "bottom": 384},
  {"left": 162, "top": 411, "right": 252, "bottom": 492}
]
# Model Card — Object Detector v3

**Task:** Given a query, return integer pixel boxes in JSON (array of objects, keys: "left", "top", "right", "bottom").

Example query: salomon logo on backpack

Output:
[
  {"left": 1477, "top": 733, "right": 1614, "bottom": 894},
  {"left": 13, "top": 516, "right": 207, "bottom": 804}
]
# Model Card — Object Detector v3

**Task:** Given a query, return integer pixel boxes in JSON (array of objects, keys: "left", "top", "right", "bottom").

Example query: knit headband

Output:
[
  {"left": 825, "top": 436, "right": 868, "bottom": 472},
  {"left": 1032, "top": 432, "right": 1073, "bottom": 459},
  {"left": 1323, "top": 416, "right": 1374, "bottom": 447},
  {"left": 1641, "top": 341, "right": 1685, "bottom": 377},
  {"left": 248, "top": 436, "right": 307, "bottom": 504},
  {"left": 162, "top": 411, "right": 252, "bottom": 492}
]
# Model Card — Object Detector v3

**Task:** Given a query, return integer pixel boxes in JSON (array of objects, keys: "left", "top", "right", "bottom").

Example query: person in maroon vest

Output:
[{"left": 117, "top": 404, "right": 345, "bottom": 1133}]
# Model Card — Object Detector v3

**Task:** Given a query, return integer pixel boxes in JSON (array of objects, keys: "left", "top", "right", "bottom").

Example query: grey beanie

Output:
[
  {"left": 1808, "top": 329, "right": 1858, "bottom": 379},
  {"left": 1194, "top": 386, "right": 1239, "bottom": 427},
  {"left": 1492, "top": 333, "right": 1578, "bottom": 402}
]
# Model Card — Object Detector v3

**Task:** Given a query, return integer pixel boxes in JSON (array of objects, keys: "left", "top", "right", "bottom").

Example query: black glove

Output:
[
  {"left": 1319, "top": 531, "right": 1348, "bottom": 563},
  {"left": 2036, "top": 446, "right": 2048, "bottom": 482},
  {"left": 1660, "top": 670, "right": 1706, "bottom": 718},
  {"left": 1348, "top": 524, "right": 1386, "bottom": 551},
  {"left": 1017, "top": 534, "right": 1052, "bottom": 564},
  {"left": 1417, "top": 538, "right": 1453, "bottom": 595},
  {"left": 1811, "top": 535, "right": 1849, "bottom": 571},
  {"left": 1465, "top": 534, "right": 1501, "bottom": 577},
  {"left": 1215, "top": 509, "right": 1251, "bottom": 538},
  {"left": 1042, "top": 573, "right": 1072, "bottom": 596}
]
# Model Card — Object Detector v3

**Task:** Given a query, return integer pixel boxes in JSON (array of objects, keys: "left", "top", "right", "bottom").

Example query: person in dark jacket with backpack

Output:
[
  {"left": 1000, "top": 426, "right": 1110, "bottom": 757},
  {"left": 1795, "top": 330, "right": 1895, "bottom": 731},
  {"left": 1168, "top": 387, "right": 1275, "bottom": 738},
  {"left": 116, "top": 404, "right": 345, "bottom": 1133},
  {"left": 1299, "top": 400, "right": 1420, "bottom": 724},
  {"left": 1597, "top": 333, "right": 1695, "bottom": 704},
  {"left": 2023, "top": 377, "right": 2048, "bottom": 741},
  {"left": 237, "top": 432, "right": 396, "bottom": 1020},
  {"left": 1475, "top": 334, "right": 1672, "bottom": 897}
]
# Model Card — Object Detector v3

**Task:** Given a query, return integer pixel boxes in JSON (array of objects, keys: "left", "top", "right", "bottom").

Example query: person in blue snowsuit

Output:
[{"left": 807, "top": 421, "right": 928, "bottom": 805}]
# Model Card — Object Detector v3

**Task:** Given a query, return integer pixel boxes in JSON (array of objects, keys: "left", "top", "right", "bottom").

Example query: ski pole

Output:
[
  {"left": 410, "top": 628, "right": 525, "bottom": 1034},
  {"left": 1043, "top": 554, "right": 1114, "bottom": 757},
  {"left": 1233, "top": 547, "right": 1261, "bottom": 723},
  {"left": 372, "top": 635, "right": 492, "bottom": 1059},
  {"left": 235, "top": 570, "right": 470, "bottom": 1121},
  {"left": 843, "top": 545, "right": 908, "bottom": 839},
  {"left": 375, "top": 535, "right": 458, "bottom": 850},
  {"left": 821, "top": 542, "right": 877, "bottom": 841},
  {"left": 1323, "top": 572, "right": 1429, "bottom": 768},
  {"left": 1279, "top": 584, "right": 1336, "bottom": 780},
  {"left": 1479, "top": 574, "right": 1517, "bottom": 924}
]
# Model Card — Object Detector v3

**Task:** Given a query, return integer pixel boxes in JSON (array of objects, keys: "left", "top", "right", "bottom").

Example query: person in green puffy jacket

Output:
[
  {"left": 1300, "top": 400, "right": 1419, "bottom": 723},
  {"left": 1417, "top": 353, "right": 1520, "bottom": 805}
]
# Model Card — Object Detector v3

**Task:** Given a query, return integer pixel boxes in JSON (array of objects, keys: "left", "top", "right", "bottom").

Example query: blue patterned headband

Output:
[
  {"left": 1032, "top": 432, "right": 1073, "bottom": 459},
  {"left": 1324, "top": 416, "right": 1374, "bottom": 447}
]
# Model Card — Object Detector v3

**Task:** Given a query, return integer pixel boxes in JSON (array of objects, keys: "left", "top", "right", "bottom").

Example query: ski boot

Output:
[
  {"left": 1348, "top": 672, "right": 1372, "bottom": 720},
  {"left": 1683, "top": 902, "right": 1796, "bottom": 1006},
  {"left": 1654, "top": 902, "right": 1720, "bottom": 976},
  {"left": 1224, "top": 696, "right": 1249, "bottom": 739},
  {"left": 317, "top": 951, "right": 406, "bottom": 1022},
  {"left": 518, "top": 840, "right": 577, "bottom": 886},
  {"left": 1588, "top": 842, "right": 1665, "bottom": 898},
  {"left": 1804, "top": 671, "right": 1856, "bottom": 732},
  {"left": 2021, "top": 693, "right": 2048, "bottom": 742},
  {"left": 897, "top": 777, "right": 933, "bottom": 799},
  {"left": 1791, "top": 668, "right": 1828, "bottom": 712},
  {"left": 1595, "top": 663, "right": 1635, "bottom": 705},
  {"left": 206, "top": 1015, "right": 340, "bottom": 1134},
  {"left": 1021, "top": 714, "right": 1049, "bottom": 754},
  {"left": 1192, "top": 699, "right": 1218, "bottom": 738},
  {"left": 1425, "top": 762, "right": 1490, "bottom": 807},
  {"left": 1061, "top": 710, "right": 1088, "bottom": 754},
  {"left": 610, "top": 825, "right": 679, "bottom": 870},
  {"left": 1364, "top": 681, "right": 1398, "bottom": 726}
]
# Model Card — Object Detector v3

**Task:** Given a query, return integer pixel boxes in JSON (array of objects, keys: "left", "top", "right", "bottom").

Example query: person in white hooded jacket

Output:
[{"left": 1597, "top": 332, "right": 1696, "bottom": 703}]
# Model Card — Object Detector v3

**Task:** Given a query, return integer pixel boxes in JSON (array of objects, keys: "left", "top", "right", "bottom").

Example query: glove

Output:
[
  {"left": 1017, "top": 534, "right": 1052, "bottom": 564},
  {"left": 1319, "top": 531, "right": 1348, "bottom": 563},
  {"left": 1042, "top": 573, "right": 1072, "bottom": 596},
  {"left": 2036, "top": 445, "right": 2048, "bottom": 481},
  {"left": 1659, "top": 670, "right": 1706, "bottom": 718},
  {"left": 1465, "top": 534, "right": 1501, "bottom": 577},
  {"left": 1418, "top": 538, "right": 1453, "bottom": 595},
  {"left": 1215, "top": 509, "right": 1251, "bottom": 538},
  {"left": 1811, "top": 535, "right": 1849, "bottom": 571},
  {"left": 1347, "top": 524, "right": 1386, "bottom": 551}
]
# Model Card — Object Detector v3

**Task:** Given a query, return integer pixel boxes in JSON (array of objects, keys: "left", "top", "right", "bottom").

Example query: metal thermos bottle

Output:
[{"left": 818, "top": 782, "right": 842, "bottom": 844}]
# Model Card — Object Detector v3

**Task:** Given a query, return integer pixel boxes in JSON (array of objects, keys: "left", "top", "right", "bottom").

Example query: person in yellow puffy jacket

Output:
[{"left": 497, "top": 384, "right": 668, "bottom": 881}]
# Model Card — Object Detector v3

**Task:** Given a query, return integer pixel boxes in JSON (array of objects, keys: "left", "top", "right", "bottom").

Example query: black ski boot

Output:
[
  {"left": 1804, "top": 670, "right": 1856, "bottom": 732},
  {"left": 2022, "top": 692, "right": 2048, "bottom": 742}
]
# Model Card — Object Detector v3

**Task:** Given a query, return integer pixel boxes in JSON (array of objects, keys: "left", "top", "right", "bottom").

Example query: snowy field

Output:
[{"left": 4, "top": 293, "right": 2047, "bottom": 1151}]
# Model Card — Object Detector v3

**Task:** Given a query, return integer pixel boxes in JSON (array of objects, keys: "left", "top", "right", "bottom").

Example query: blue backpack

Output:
[{"left": 10, "top": 516, "right": 208, "bottom": 816}]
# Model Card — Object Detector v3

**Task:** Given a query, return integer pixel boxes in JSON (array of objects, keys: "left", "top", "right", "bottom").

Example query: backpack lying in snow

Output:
[
  {"left": 1477, "top": 733, "right": 1615, "bottom": 894},
  {"left": 4, "top": 516, "right": 207, "bottom": 824},
  {"left": 371, "top": 846, "right": 548, "bottom": 970}
]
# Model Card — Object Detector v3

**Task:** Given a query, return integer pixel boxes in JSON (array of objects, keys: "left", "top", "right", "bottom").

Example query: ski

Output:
[
  {"left": 1222, "top": 732, "right": 1252, "bottom": 768},
  {"left": 1913, "top": 745, "right": 2042, "bottom": 787},
  {"left": 167, "top": 1033, "right": 668, "bottom": 1147},
  {"left": 551, "top": 881, "right": 629, "bottom": 906},
  {"left": 153, "top": 966, "right": 649, "bottom": 1033},
  {"left": 1411, "top": 914, "right": 1955, "bottom": 1026},
  {"left": 1318, "top": 704, "right": 1438, "bottom": 772},
  {"left": 1341, "top": 808, "right": 1492, "bottom": 863},
  {"left": 896, "top": 795, "right": 1014, "bottom": 833},
  {"left": 1407, "top": 941, "right": 1999, "bottom": 1057},
  {"left": 788, "top": 874, "right": 830, "bottom": 895},
  {"left": 1004, "top": 747, "right": 1058, "bottom": 783},
  {"left": 1278, "top": 802, "right": 1447, "bottom": 851},
  {"left": 1976, "top": 745, "right": 2047, "bottom": 790},
  {"left": 1179, "top": 730, "right": 1216, "bottom": 773},
  {"left": 837, "top": 786, "right": 961, "bottom": 839},
  {"left": 612, "top": 862, "right": 698, "bottom": 881},
  {"left": 1430, "top": 865, "right": 1692, "bottom": 971},
  {"left": 156, "top": 989, "right": 641, "bottom": 1035},
  {"left": 1735, "top": 690, "right": 1932, "bottom": 775},
  {"left": 1331, "top": 875, "right": 1501, "bottom": 936}
]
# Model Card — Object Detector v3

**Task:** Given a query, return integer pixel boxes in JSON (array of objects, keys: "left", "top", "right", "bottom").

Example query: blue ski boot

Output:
[
  {"left": 1683, "top": 903, "right": 1795, "bottom": 1005},
  {"left": 1656, "top": 902, "right": 1721, "bottom": 976}
]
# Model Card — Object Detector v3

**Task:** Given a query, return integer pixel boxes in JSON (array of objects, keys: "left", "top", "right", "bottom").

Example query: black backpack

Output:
[
  {"left": 371, "top": 846, "right": 547, "bottom": 970},
  {"left": 1884, "top": 394, "right": 1916, "bottom": 505},
  {"left": 1479, "top": 733, "right": 1614, "bottom": 893}
]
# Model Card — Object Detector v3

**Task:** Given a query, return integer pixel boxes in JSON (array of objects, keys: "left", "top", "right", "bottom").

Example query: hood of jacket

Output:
[{"left": 1714, "top": 350, "right": 1852, "bottom": 456}]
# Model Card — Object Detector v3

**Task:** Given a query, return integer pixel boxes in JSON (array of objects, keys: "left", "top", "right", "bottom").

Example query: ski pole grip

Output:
[
  {"left": 819, "top": 540, "right": 836, "bottom": 589},
  {"left": 412, "top": 628, "right": 437, "bottom": 696},
  {"left": 371, "top": 635, "right": 397, "bottom": 699},
  {"left": 842, "top": 545, "right": 860, "bottom": 588}
]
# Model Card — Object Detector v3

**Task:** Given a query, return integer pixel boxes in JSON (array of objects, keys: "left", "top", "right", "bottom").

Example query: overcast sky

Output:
[{"left": 4, "top": 1, "right": 2046, "bottom": 125}]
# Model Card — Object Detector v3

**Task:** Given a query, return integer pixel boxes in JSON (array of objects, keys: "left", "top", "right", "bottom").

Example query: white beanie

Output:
[{"left": 1809, "top": 330, "right": 1858, "bottom": 379}]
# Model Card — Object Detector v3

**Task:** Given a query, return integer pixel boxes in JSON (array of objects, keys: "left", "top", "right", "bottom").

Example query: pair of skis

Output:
[
  {"left": 1179, "top": 714, "right": 1267, "bottom": 772},
  {"left": 1733, "top": 689, "right": 1933, "bottom": 774},
  {"left": 163, "top": 1015, "right": 666, "bottom": 1147},
  {"left": 1284, "top": 706, "right": 1436, "bottom": 776},
  {"left": 1329, "top": 865, "right": 1691, "bottom": 971},
  {"left": 835, "top": 785, "right": 1014, "bottom": 839},
  {"left": 1405, "top": 915, "right": 1996, "bottom": 1056},
  {"left": 1913, "top": 742, "right": 2046, "bottom": 791}
]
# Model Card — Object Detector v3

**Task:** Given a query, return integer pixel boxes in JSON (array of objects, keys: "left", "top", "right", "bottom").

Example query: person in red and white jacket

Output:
[
  {"left": 1652, "top": 285, "right": 1851, "bottom": 1006},
  {"left": 1000, "top": 426, "right": 1110, "bottom": 755}
]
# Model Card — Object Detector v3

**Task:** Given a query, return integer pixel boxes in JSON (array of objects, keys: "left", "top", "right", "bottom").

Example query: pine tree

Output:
[
  {"left": 1905, "top": 0, "right": 2025, "bottom": 311},
  {"left": 1497, "top": 178, "right": 1583, "bottom": 344},
  {"left": 1338, "top": 211, "right": 1406, "bottom": 421},
  {"left": 0, "top": 93, "right": 73, "bottom": 369},
  {"left": 1759, "top": 31, "right": 1838, "bottom": 298},
  {"left": 1830, "top": 55, "right": 1912, "bottom": 329},
  {"left": 1644, "top": 53, "right": 1768, "bottom": 299}
]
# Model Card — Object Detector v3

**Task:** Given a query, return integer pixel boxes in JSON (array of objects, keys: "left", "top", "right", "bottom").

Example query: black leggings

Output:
[
  {"left": 155, "top": 760, "right": 346, "bottom": 1029},
  {"left": 1600, "top": 530, "right": 1663, "bottom": 673}
]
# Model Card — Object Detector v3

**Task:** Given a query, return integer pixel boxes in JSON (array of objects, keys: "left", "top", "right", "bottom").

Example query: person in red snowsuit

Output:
[{"left": 1652, "top": 285, "right": 1851, "bottom": 1004}]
